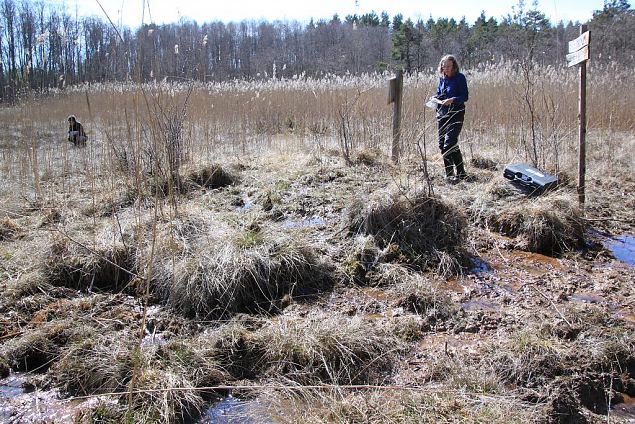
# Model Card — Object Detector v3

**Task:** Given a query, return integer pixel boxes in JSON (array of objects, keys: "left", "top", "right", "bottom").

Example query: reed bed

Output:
[{"left": 0, "top": 61, "right": 633, "bottom": 424}]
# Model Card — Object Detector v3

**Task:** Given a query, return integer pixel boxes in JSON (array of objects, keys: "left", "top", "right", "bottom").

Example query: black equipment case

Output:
[{"left": 503, "top": 163, "right": 558, "bottom": 195}]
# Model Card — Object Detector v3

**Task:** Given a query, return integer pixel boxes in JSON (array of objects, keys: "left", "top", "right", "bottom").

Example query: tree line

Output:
[{"left": 0, "top": 0, "right": 633, "bottom": 102}]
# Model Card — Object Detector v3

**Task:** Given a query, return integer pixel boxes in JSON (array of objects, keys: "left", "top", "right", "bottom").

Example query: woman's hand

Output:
[{"left": 442, "top": 98, "right": 453, "bottom": 106}]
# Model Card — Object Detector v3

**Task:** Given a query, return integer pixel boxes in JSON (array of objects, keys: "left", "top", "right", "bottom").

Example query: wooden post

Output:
[
  {"left": 577, "top": 24, "right": 588, "bottom": 206},
  {"left": 389, "top": 70, "right": 403, "bottom": 164},
  {"left": 567, "top": 25, "right": 590, "bottom": 206}
]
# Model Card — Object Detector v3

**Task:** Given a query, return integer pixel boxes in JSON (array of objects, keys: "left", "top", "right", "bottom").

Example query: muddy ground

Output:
[{"left": 1, "top": 147, "right": 634, "bottom": 423}]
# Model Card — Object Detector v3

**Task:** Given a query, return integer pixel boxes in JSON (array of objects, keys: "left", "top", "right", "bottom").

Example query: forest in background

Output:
[{"left": 0, "top": 0, "right": 633, "bottom": 102}]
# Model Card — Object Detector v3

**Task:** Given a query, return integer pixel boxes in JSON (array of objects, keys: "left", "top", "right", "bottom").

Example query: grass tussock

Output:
[
  {"left": 1, "top": 320, "right": 74, "bottom": 372},
  {"left": 50, "top": 331, "right": 229, "bottom": 422},
  {"left": 470, "top": 156, "right": 498, "bottom": 171},
  {"left": 147, "top": 213, "right": 330, "bottom": 318},
  {"left": 200, "top": 313, "right": 402, "bottom": 385},
  {"left": 0, "top": 357, "right": 10, "bottom": 378},
  {"left": 49, "top": 329, "right": 136, "bottom": 396},
  {"left": 183, "top": 163, "right": 235, "bottom": 189},
  {"left": 355, "top": 148, "right": 383, "bottom": 166},
  {"left": 469, "top": 181, "right": 585, "bottom": 254},
  {"left": 250, "top": 314, "right": 403, "bottom": 385},
  {"left": 265, "top": 389, "right": 538, "bottom": 424},
  {"left": 44, "top": 232, "right": 134, "bottom": 292},
  {"left": 0, "top": 216, "right": 22, "bottom": 241},
  {"left": 394, "top": 276, "right": 457, "bottom": 326},
  {"left": 486, "top": 328, "right": 568, "bottom": 389},
  {"left": 130, "top": 368, "right": 205, "bottom": 423},
  {"left": 346, "top": 191, "right": 467, "bottom": 275}
]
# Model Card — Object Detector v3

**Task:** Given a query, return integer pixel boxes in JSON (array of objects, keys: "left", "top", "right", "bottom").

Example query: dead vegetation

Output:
[
  {"left": 467, "top": 178, "right": 586, "bottom": 254},
  {"left": 248, "top": 313, "right": 403, "bottom": 385},
  {"left": 146, "top": 211, "right": 332, "bottom": 318},
  {"left": 44, "top": 230, "right": 135, "bottom": 293},
  {"left": 0, "top": 216, "right": 23, "bottom": 241},
  {"left": 0, "top": 76, "right": 633, "bottom": 424},
  {"left": 263, "top": 389, "right": 539, "bottom": 423},
  {"left": 346, "top": 191, "right": 468, "bottom": 276}
]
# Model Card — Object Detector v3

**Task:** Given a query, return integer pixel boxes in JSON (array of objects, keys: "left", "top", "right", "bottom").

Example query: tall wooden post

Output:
[
  {"left": 388, "top": 70, "right": 403, "bottom": 164},
  {"left": 577, "top": 25, "right": 588, "bottom": 206},
  {"left": 567, "top": 25, "right": 590, "bottom": 206}
]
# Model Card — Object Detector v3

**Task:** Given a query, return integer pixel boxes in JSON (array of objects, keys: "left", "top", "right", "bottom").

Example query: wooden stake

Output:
[
  {"left": 391, "top": 70, "right": 403, "bottom": 164},
  {"left": 577, "top": 24, "right": 588, "bottom": 206}
]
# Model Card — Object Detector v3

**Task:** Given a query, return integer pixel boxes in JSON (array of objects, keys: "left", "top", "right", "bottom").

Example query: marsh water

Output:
[{"left": 198, "top": 395, "right": 275, "bottom": 424}]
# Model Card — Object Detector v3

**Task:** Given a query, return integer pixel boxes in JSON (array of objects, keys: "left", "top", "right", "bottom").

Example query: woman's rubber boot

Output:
[{"left": 452, "top": 150, "right": 467, "bottom": 180}]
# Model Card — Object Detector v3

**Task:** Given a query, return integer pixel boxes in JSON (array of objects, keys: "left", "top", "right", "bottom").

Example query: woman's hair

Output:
[
  {"left": 68, "top": 115, "right": 76, "bottom": 122},
  {"left": 438, "top": 54, "right": 459, "bottom": 75}
]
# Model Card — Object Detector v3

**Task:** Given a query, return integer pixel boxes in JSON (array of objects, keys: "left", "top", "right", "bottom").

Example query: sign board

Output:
[
  {"left": 388, "top": 77, "right": 398, "bottom": 104},
  {"left": 567, "top": 45, "right": 589, "bottom": 67},
  {"left": 568, "top": 31, "right": 590, "bottom": 54}
]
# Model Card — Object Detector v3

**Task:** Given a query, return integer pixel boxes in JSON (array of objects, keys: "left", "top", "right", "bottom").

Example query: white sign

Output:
[
  {"left": 567, "top": 45, "right": 589, "bottom": 67},
  {"left": 568, "top": 31, "right": 590, "bottom": 54}
]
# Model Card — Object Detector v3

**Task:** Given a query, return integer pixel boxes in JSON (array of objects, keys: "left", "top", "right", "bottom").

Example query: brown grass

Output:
[
  {"left": 467, "top": 179, "right": 585, "bottom": 254},
  {"left": 146, "top": 208, "right": 331, "bottom": 318},
  {"left": 347, "top": 191, "right": 468, "bottom": 275},
  {"left": 44, "top": 232, "right": 134, "bottom": 292},
  {"left": 263, "top": 389, "right": 539, "bottom": 423}
]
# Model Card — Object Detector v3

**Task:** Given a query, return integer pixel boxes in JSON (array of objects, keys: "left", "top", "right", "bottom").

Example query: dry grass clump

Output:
[
  {"left": 182, "top": 163, "right": 235, "bottom": 189},
  {"left": 249, "top": 313, "right": 403, "bottom": 385},
  {"left": 148, "top": 213, "right": 330, "bottom": 318},
  {"left": 74, "top": 400, "right": 127, "bottom": 424},
  {"left": 394, "top": 276, "right": 457, "bottom": 326},
  {"left": 470, "top": 156, "right": 498, "bottom": 170},
  {"left": 265, "top": 389, "right": 537, "bottom": 423},
  {"left": 130, "top": 339, "right": 229, "bottom": 422},
  {"left": 197, "top": 313, "right": 402, "bottom": 384},
  {"left": 469, "top": 182, "right": 585, "bottom": 254},
  {"left": 0, "top": 216, "right": 23, "bottom": 240},
  {"left": 0, "top": 356, "right": 10, "bottom": 378},
  {"left": 346, "top": 191, "right": 467, "bottom": 275},
  {"left": 49, "top": 328, "right": 136, "bottom": 396},
  {"left": 485, "top": 328, "right": 569, "bottom": 389},
  {"left": 44, "top": 232, "right": 134, "bottom": 292},
  {"left": 355, "top": 148, "right": 382, "bottom": 166},
  {"left": 1, "top": 320, "right": 74, "bottom": 372},
  {"left": 130, "top": 368, "right": 205, "bottom": 423},
  {"left": 51, "top": 332, "right": 229, "bottom": 423}
]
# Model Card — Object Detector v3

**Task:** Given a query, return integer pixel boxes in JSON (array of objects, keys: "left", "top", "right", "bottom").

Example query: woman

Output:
[
  {"left": 67, "top": 115, "right": 87, "bottom": 147},
  {"left": 433, "top": 54, "right": 468, "bottom": 182}
]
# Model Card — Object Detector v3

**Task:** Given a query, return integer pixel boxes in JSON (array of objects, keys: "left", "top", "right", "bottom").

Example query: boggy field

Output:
[{"left": 0, "top": 71, "right": 634, "bottom": 423}]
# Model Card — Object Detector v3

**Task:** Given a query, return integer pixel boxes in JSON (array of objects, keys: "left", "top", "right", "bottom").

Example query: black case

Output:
[{"left": 503, "top": 163, "right": 558, "bottom": 195}]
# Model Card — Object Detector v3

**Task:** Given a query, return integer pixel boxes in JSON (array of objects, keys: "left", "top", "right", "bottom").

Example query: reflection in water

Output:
[
  {"left": 461, "top": 300, "right": 499, "bottom": 311},
  {"left": 470, "top": 257, "right": 493, "bottom": 275},
  {"left": 199, "top": 395, "right": 275, "bottom": 424},
  {"left": 282, "top": 217, "right": 326, "bottom": 229},
  {"left": 606, "top": 235, "right": 635, "bottom": 266}
]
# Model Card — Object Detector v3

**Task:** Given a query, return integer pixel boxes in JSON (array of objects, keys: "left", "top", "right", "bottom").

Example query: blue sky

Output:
[{"left": 51, "top": 0, "right": 605, "bottom": 28}]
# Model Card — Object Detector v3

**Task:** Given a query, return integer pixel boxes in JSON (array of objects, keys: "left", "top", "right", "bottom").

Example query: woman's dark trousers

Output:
[{"left": 437, "top": 109, "right": 466, "bottom": 178}]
